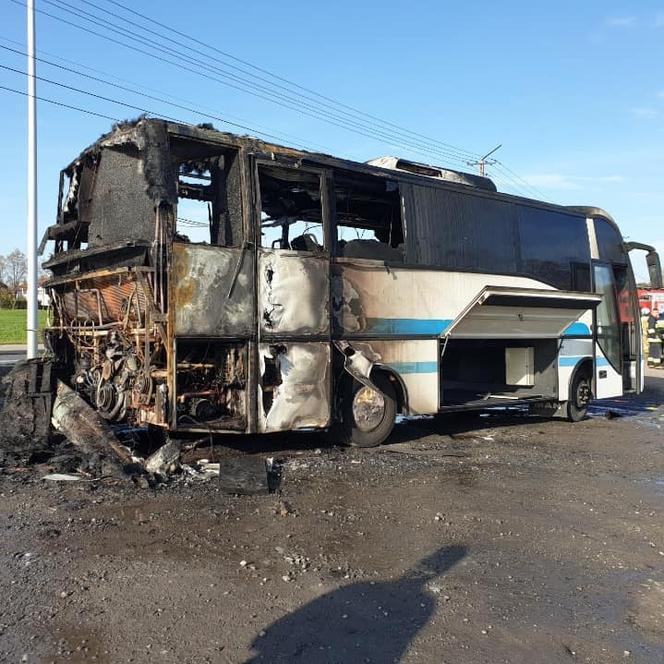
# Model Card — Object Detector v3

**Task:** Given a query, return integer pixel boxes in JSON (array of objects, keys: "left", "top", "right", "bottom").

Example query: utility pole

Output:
[
  {"left": 26, "top": 0, "right": 38, "bottom": 359},
  {"left": 467, "top": 144, "right": 502, "bottom": 177}
]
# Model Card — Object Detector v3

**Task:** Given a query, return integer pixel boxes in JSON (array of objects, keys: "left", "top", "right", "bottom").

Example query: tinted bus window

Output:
[
  {"left": 595, "top": 218, "right": 625, "bottom": 263},
  {"left": 517, "top": 208, "right": 590, "bottom": 290},
  {"left": 408, "top": 185, "right": 518, "bottom": 273}
]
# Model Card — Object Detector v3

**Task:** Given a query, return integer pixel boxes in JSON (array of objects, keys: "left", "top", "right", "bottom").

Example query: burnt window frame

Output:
[
  {"left": 170, "top": 137, "right": 244, "bottom": 248},
  {"left": 253, "top": 158, "right": 331, "bottom": 254},
  {"left": 175, "top": 161, "right": 215, "bottom": 245},
  {"left": 330, "top": 169, "right": 406, "bottom": 262}
]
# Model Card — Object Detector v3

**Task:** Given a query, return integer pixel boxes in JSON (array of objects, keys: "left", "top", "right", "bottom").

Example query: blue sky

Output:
[{"left": 1, "top": 0, "right": 663, "bottom": 278}]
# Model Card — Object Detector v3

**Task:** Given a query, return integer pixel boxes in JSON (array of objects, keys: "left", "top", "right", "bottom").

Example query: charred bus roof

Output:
[
  {"left": 64, "top": 118, "right": 617, "bottom": 215},
  {"left": 43, "top": 117, "right": 619, "bottom": 273}
]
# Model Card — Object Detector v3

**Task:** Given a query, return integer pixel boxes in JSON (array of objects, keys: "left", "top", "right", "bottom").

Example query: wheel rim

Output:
[
  {"left": 575, "top": 378, "right": 591, "bottom": 408},
  {"left": 352, "top": 386, "right": 386, "bottom": 432}
]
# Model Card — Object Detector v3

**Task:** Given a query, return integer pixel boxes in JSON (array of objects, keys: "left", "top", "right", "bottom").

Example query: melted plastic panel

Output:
[
  {"left": 171, "top": 243, "right": 254, "bottom": 337},
  {"left": 258, "top": 342, "right": 330, "bottom": 432},
  {"left": 258, "top": 250, "right": 329, "bottom": 336}
]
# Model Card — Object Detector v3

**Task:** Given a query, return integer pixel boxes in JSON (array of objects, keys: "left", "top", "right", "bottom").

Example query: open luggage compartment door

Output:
[{"left": 442, "top": 286, "right": 602, "bottom": 340}]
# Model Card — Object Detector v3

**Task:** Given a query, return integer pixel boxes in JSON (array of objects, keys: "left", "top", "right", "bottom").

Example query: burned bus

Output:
[{"left": 41, "top": 119, "right": 661, "bottom": 447}]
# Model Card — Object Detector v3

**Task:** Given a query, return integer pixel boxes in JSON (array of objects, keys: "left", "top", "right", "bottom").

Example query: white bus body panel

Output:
[{"left": 594, "top": 349, "right": 623, "bottom": 399}]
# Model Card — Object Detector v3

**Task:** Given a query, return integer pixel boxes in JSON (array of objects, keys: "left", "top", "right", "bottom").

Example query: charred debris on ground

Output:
[{"left": 0, "top": 359, "right": 277, "bottom": 490}]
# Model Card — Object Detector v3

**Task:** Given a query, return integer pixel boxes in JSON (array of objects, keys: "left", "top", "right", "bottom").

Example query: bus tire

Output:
[
  {"left": 342, "top": 374, "right": 397, "bottom": 448},
  {"left": 566, "top": 370, "right": 592, "bottom": 422}
]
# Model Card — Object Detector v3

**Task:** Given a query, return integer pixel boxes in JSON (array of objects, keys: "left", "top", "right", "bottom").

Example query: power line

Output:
[
  {"left": 48, "top": 0, "right": 476, "bottom": 166},
  {"left": 177, "top": 217, "right": 207, "bottom": 228},
  {"left": 1, "top": 62, "right": 184, "bottom": 122},
  {"left": 0, "top": 81, "right": 120, "bottom": 120},
  {"left": 494, "top": 161, "right": 551, "bottom": 202},
  {"left": 0, "top": 44, "right": 329, "bottom": 151},
  {"left": 88, "top": 0, "right": 484, "bottom": 162},
  {"left": 4, "top": 2, "right": 545, "bottom": 199},
  {"left": 0, "top": 36, "right": 334, "bottom": 153},
  {"left": 11, "top": 0, "right": 478, "bottom": 168},
  {"left": 0, "top": 81, "right": 526, "bottom": 204},
  {"left": 0, "top": 79, "right": 548, "bottom": 209}
]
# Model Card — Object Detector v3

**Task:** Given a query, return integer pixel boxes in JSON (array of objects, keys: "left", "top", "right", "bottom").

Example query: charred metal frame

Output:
[{"left": 42, "top": 118, "right": 624, "bottom": 439}]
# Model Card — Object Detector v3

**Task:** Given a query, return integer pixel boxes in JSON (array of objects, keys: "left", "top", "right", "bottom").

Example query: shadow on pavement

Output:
[
  {"left": 243, "top": 545, "right": 466, "bottom": 663},
  {"left": 591, "top": 368, "right": 664, "bottom": 417}
]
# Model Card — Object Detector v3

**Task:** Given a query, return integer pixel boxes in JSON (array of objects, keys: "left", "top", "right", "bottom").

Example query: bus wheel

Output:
[
  {"left": 566, "top": 371, "right": 592, "bottom": 422},
  {"left": 342, "top": 375, "right": 397, "bottom": 448}
]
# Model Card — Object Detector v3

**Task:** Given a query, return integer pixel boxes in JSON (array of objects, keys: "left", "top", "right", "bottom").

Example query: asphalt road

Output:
[
  {"left": 0, "top": 369, "right": 662, "bottom": 663},
  {"left": 0, "top": 351, "right": 25, "bottom": 366}
]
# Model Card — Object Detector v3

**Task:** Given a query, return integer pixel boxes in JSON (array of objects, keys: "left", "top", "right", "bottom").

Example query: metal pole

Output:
[{"left": 26, "top": 0, "right": 38, "bottom": 359}]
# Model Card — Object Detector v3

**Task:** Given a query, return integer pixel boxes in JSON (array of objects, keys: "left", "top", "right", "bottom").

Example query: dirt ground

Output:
[{"left": 0, "top": 369, "right": 663, "bottom": 664}]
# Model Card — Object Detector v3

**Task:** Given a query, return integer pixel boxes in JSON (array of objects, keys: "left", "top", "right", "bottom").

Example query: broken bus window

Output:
[
  {"left": 334, "top": 172, "right": 404, "bottom": 262},
  {"left": 258, "top": 166, "right": 324, "bottom": 252}
]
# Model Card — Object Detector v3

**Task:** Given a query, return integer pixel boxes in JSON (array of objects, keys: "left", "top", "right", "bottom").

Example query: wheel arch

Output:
[
  {"left": 371, "top": 364, "right": 409, "bottom": 414},
  {"left": 568, "top": 357, "right": 594, "bottom": 400}
]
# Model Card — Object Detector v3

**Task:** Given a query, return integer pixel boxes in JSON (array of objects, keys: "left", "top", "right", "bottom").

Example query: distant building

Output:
[{"left": 17, "top": 280, "right": 50, "bottom": 308}]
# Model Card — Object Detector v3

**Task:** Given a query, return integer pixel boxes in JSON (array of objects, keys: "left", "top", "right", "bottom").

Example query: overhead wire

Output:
[
  {"left": 1, "top": 62, "right": 189, "bottom": 124},
  {"left": 0, "top": 43, "right": 330, "bottom": 151},
  {"left": 4, "top": 1, "right": 545, "bottom": 199},
  {"left": 99, "top": 0, "right": 484, "bottom": 162},
  {"left": 1, "top": 76, "right": 553, "bottom": 210},
  {"left": 0, "top": 37, "right": 336, "bottom": 154},
  {"left": 76, "top": 1, "right": 558, "bottom": 203},
  {"left": 177, "top": 217, "right": 208, "bottom": 228},
  {"left": 0, "top": 82, "right": 120, "bottom": 120},
  {"left": 11, "top": 0, "right": 480, "bottom": 169},
  {"left": 494, "top": 161, "right": 552, "bottom": 202}
]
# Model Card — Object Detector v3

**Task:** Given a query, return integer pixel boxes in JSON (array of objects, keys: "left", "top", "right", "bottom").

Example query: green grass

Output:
[{"left": 0, "top": 309, "right": 49, "bottom": 345}]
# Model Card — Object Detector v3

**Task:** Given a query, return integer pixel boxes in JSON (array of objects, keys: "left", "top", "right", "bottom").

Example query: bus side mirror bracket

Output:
[
  {"left": 646, "top": 251, "right": 662, "bottom": 289},
  {"left": 625, "top": 242, "right": 662, "bottom": 289}
]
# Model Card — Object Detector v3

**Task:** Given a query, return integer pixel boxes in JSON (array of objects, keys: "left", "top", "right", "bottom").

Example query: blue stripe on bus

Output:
[
  {"left": 365, "top": 318, "right": 452, "bottom": 335},
  {"left": 390, "top": 356, "right": 611, "bottom": 374},
  {"left": 363, "top": 319, "right": 592, "bottom": 337},
  {"left": 387, "top": 361, "right": 438, "bottom": 374},
  {"left": 563, "top": 322, "right": 592, "bottom": 336},
  {"left": 559, "top": 356, "right": 586, "bottom": 367},
  {"left": 559, "top": 355, "right": 610, "bottom": 367}
]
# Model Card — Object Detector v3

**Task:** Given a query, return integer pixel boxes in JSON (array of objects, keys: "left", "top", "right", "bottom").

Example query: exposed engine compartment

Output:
[
  {"left": 46, "top": 268, "right": 248, "bottom": 432},
  {"left": 46, "top": 268, "right": 170, "bottom": 428},
  {"left": 175, "top": 340, "right": 246, "bottom": 429}
]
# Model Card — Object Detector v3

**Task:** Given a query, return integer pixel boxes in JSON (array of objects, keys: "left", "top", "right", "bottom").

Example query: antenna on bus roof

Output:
[{"left": 467, "top": 144, "right": 502, "bottom": 177}]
